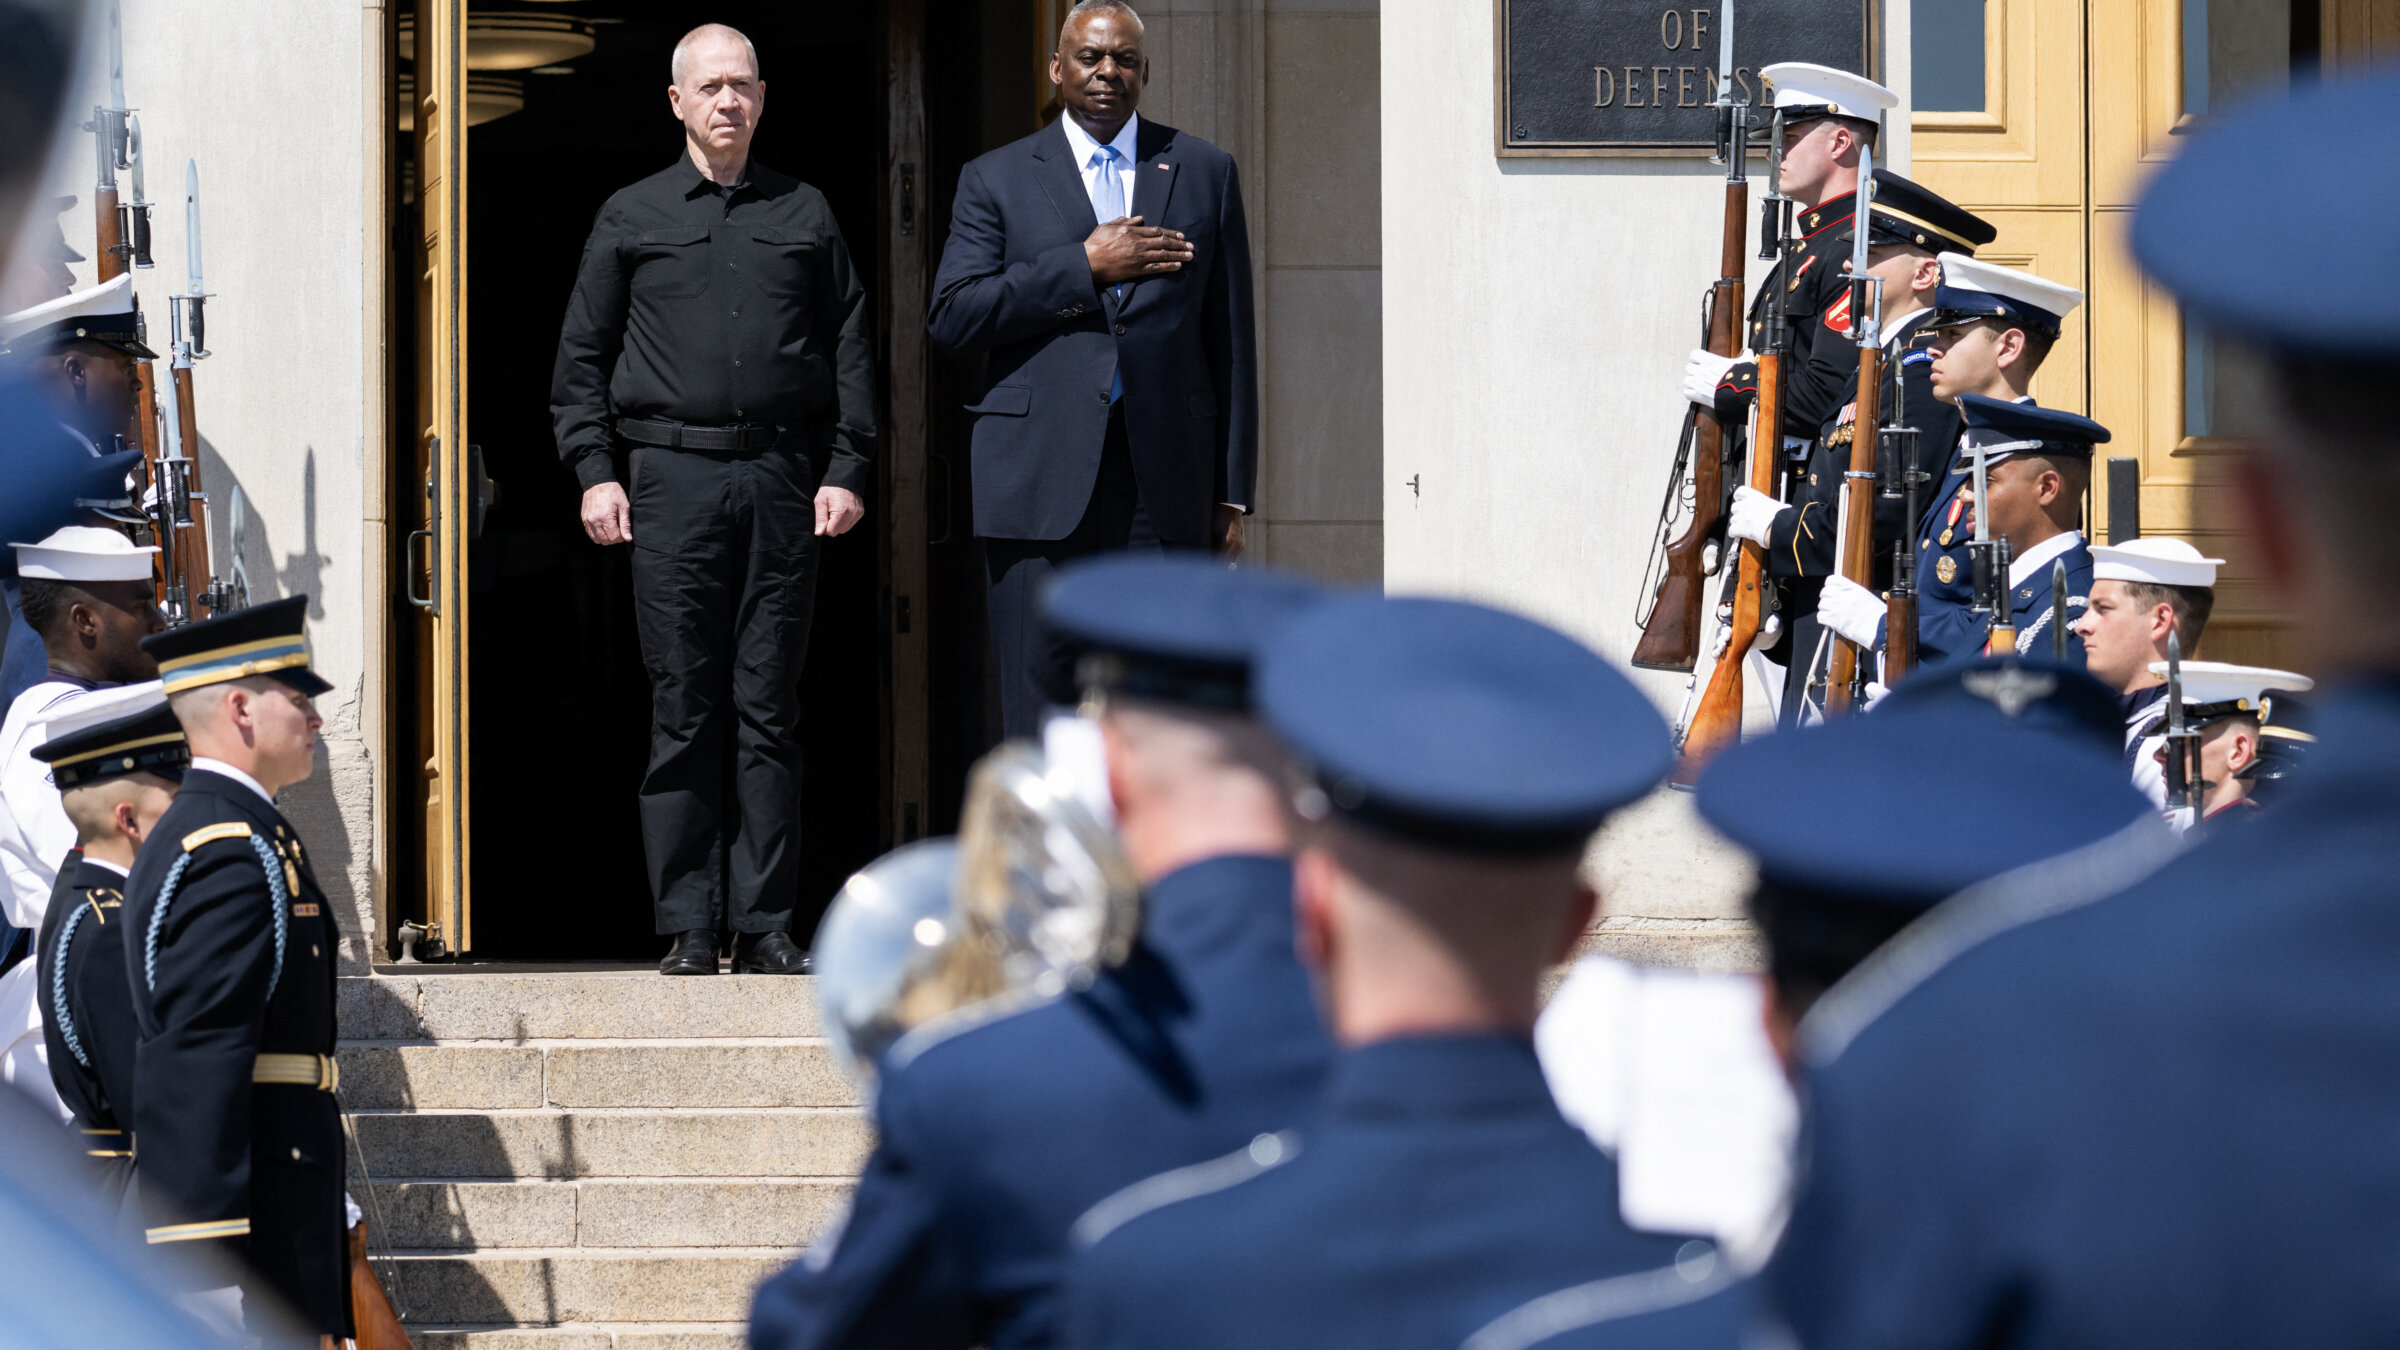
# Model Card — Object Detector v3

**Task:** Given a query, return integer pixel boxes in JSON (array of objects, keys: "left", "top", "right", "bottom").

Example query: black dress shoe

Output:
[
  {"left": 732, "top": 930, "right": 811, "bottom": 975},
  {"left": 659, "top": 929, "right": 720, "bottom": 976}
]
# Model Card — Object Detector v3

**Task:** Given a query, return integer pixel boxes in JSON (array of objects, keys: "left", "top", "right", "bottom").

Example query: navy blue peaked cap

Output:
[
  {"left": 1872, "top": 654, "right": 2123, "bottom": 754},
  {"left": 2134, "top": 68, "right": 2400, "bottom": 356},
  {"left": 141, "top": 593, "right": 334, "bottom": 698},
  {"left": 1955, "top": 394, "right": 2110, "bottom": 458},
  {"left": 1699, "top": 709, "right": 2152, "bottom": 905},
  {"left": 1257, "top": 594, "right": 1669, "bottom": 855},
  {"left": 1042, "top": 556, "right": 1329, "bottom": 711},
  {"left": 34, "top": 701, "right": 188, "bottom": 788},
  {"left": 1841, "top": 169, "right": 1996, "bottom": 256}
]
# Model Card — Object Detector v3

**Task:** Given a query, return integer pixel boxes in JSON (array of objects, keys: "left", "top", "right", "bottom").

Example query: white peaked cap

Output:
[
  {"left": 35, "top": 680, "right": 166, "bottom": 741},
  {"left": 2142, "top": 660, "right": 2315, "bottom": 705},
  {"left": 1937, "top": 254, "right": 2085, "bottom": 321},
  {"left": 9, "top": 524, "right": 159, "bottom": 582},
  {"left": 1760, "top": 63, "right": 1900, "bottom": 124},
  {"left": 2091, "top": 537, "right": 2225, "bottom": 588},
  {"left": 0, "top": 272, "right": 136, "bottom": 346}
]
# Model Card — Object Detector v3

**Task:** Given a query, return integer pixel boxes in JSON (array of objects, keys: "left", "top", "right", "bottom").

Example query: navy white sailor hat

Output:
[
  {"left": 33, "top": 687, "right": 188, "bottom": 789},
  {"left": 2133, "top": 68, "right": 2400, "bottom": 356},
  {"left": 1840, "top": 170, "right": 1997, "bottom": 257},
  {"left": 1928, "top": 255, "right": 2082, "bottom": 340},
  {"left": 1257, "top": 594, "right": 1668, "bottom": 855},
  {"left": 1954, "top": 394, "right": 2111, "bottom": 461},
  {"left": 1042, "top": 556, "right": 1330, "bottom": 712},
  {"left": 1760, "top": 63, "right": 1898, "bottom": 127},
  {"left": 1699, "top": 706, "right": 2152, "bottom": 906},
  {"left": 140, "top": 593, "right": 334, "bottom": 698},
  {"left": 1871, "top": 654, "right": 2123, "bottom": 755},
  {"left": 2090, "top": 536, "right": 2223, "bottom": 589},
  {"left": 9, "top": 524, "right": 157, "bottom": 582},
  {"left": 0, "top": 273, "right": 155, "bottom": 360}
]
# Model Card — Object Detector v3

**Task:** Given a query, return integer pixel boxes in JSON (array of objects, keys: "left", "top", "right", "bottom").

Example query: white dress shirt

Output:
[
  {"left": 1060, "top": 112, "right": 1141, "bottom": 220},
  {"left": 2008, "top": 528, "right": 2083, "bottom": 589},
  {"left": 189, "top": 756, "right": 278, "bottom": 810}
]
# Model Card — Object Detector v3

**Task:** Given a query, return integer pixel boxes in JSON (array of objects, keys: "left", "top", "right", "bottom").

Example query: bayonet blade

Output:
[{"left": 184, "top": 159, "right": 203, "bottom": 294}]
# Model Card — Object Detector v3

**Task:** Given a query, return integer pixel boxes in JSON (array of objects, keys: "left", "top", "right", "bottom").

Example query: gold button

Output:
[
  {"left": 312, "top": 945, "right": 321, "bottom": 958},
  {"left": 290, "top": 1147, "right": 302, "bottom": 1161}
]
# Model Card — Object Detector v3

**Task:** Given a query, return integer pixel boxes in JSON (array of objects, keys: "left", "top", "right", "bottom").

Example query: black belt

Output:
[{"left": 616, "top": 418, "right": 785, "bottom": 453}]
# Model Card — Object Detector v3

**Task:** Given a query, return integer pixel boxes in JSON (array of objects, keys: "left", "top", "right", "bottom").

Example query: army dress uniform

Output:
[
  {"left": 1063, "top": 595, "right": 1691, "bottom": 1350},
  {"left": 749, "top": 558, "right": 1334, "bottom": 1350},
  {"left": 122, "top": 597, "right": 349, "bottom": 1336}
]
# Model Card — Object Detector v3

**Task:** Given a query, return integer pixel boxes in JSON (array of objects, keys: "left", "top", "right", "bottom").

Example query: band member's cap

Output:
[
  {"left": 0, "top": 273, "right": 156, "bottom": 359},
  {"left": 1759, "top": 63, "right": 1898, "bottom": 126},
  {"left": 141, "top": 594, "right": 334, "bottom": 698},
  {"left": 1044, "top": 556, "right": 1329, "bottom": 713},
  {"left": 9, "top": 524, "right": 157, "bottom": 582},
  {"left": 2090, "top": 537, "right": 2224, "bottom": 590},
  {"left": 1929, "top": 255, "right": 2084, "bottom": 340},
  {"left": 33, "top": 686, "right": 189, "bottom": 789}
]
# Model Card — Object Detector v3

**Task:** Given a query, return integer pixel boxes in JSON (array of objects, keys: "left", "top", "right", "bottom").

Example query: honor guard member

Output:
[
  {"left": 1816, "top": 257, "right": 2081, "bottom": 667},
  {"left": 1063, "top": 594, "right": 1690, "bottom": 1350},
  {"left": 0, "top": 525, "right": 162, "bottom": 1118},
  {"left": 32, "top": 692, "right": 186, "bottom": 1204},
  {"left": 123, "top": 595, "right": 350, "bottom": 1339},
  {"left": 1684, "top": 64, "right": 1900, "bottom": 440},
  {"left": 0, "top": 273, "right": 159, "bottom": 457},
  {"left": 1477, "top": 687, "right": 2155, "bottom": 1350},
  {"left": 2070, "top": 537, "right": 2223, "bottom": 805},
  {"left": 1768, "top": 69, "right": 2400, "bottom": 1350},
  {"left": 2142, "top": 661, "right": 2312, "bottom": 839},
  {"left": 749, "top": 557, "right": 1333, "bottom": 1350},
  {"left": 2232, "top": 687, "right": 2311, "bottom": 808},
  {"left": 1722, "top": 171, "right": 1996, "bottom": 719}
]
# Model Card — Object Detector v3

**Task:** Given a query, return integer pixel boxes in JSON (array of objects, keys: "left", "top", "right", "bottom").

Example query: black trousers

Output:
[
  {"left": 627, "top": 442, "right": 820, "bottom": 935},
  {"left": 982, "top": 410, "right": 1176, "bottom": 739}
]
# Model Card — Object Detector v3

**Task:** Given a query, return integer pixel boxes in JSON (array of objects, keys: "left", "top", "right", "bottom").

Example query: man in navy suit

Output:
[{"left": 929, "top": 0, "right": 1258, "bottom": 737}]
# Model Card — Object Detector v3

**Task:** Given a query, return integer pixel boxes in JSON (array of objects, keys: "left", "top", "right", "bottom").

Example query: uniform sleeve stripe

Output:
[
  {"left": 1800, "top": 813, "right": 2183, "bottom": 1066},
  {"left": 146, "top": 1218, "right": 250, "bottom": 1243},
  {"left": 1461, "top": 1263, "right": 1735, "bottom": 1350},
  {"left": 1071, "top": 1130, "right": 1300, "bottom": 1251}
]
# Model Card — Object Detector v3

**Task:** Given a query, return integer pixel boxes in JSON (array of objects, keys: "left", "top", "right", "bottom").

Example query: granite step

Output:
[
  {"left": 410, "top": 1330, "right": 744, "bottom": 1350},
  {"left": 347, "top": 1109, "right": 874, "bottom": 1182},
  {"left": 337, "top": 1043, "right": 860, "bottom": 1111},
  {"left": 360, "top": 1180, "right": 851, "bottom": 1250},
  {"left": 380, "top": 1252, "right": 791, "bottom": 1326},
  {"left": 339, "top": 974, "right": 824, "bottom": 1041}
]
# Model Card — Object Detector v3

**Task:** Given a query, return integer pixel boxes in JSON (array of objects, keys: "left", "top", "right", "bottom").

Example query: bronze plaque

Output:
[{"left": 1496, "top": 1, "right": 1877, "bottom": 157}]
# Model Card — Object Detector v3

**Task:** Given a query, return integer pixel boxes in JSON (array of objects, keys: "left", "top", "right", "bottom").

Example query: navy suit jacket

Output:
[
  {"left": 747, "top": 856, "right": 1330, "bottom": 1350},
  {"left": 1772, "top": 680, "right": 2400, "bottom": 1348},
  {"left": 1063, "top": 1035, "right": 1693, "bottom": 1350},
  {"left": 928, "top": 116, "right": 1257, "bottom": 546}
]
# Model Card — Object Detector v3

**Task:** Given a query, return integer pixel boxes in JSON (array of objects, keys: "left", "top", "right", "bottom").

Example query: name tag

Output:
[{"left": 292, "top": 903, "right": 320, "bottom": 918}]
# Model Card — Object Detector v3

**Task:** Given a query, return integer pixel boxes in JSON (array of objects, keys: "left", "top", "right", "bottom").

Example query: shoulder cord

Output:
[
  {"left": 143, "top": 836, "right": 290, "bottom": 999},
  {"left": 49, "top": 904, "right": 93, "bottom": 1069}
]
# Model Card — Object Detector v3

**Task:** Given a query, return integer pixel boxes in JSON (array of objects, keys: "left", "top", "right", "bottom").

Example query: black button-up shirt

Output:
[{"left": 550, "top": 158, "right": 877, "bottom": 494}]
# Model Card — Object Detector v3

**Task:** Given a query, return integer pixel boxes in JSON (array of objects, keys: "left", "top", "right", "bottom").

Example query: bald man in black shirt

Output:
[{"left": 552, "top": 24, "right": 876, "bottom": 976}]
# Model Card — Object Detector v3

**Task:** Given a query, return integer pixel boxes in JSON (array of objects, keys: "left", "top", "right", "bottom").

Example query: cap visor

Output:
[{"left": 269, "top": 668, "right": 336, "bottom": 697}]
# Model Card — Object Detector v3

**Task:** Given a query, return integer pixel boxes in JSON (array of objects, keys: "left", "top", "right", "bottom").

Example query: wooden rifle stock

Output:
[
  {"left": 1824, "top": 344, "right": 1883, "bottom": 715},
  {"left": 1672, "top": 351, "right": 1780, "bottom": 785},
  {"left": 348, "top": 1220, "right": 414, "bottom": 1350},
  {"left": 1885, "top": 590, "right": 1917, "bottom": 681},
  {"left": 93, "top": 179, "right": 171, "bottom": 593},
  {"left": 1632, "top": 180, "right": 1749, "bottom": 672},
  {"left": 166, "top": 361, "right": 220, "bottom": 618}
]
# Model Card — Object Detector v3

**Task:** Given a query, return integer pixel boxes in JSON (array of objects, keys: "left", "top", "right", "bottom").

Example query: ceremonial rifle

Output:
[
  {"left": 1968, "top": 441, "right": 2015, "bottom": 654},
  {"left": 1633, "top": 0, "right": 1748, "bottom": 672},
  {"left": 1882, "top": 421, "right": 1924, "bottom": 681},
  {"left": 1824, "top": 146, "right": 1882, "bottom": 715},
  {"left": 1672, "top": 105, "right": 1794, "bottom": 783},
  {"left": 2160, "top": 631, "right": 2200, "bottom": 831},
  {"left": 2052, "top": 559, "right": 2070, "bottom": 658},
  {"left": 85, "top": 2, "right": 170, "bottom": 585},
  {"left": 153, "top": 160, "right": 237, "bottom": 623}
]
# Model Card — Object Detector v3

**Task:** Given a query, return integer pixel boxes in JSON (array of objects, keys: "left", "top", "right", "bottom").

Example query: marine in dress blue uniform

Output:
[
  {"left": 1486, "top": 677, "right": 2151, "bottom": 1350},
  {"left": 748, "top": 557, "right": 1333, "bottom": 1350},
  {"left": 32, "top": 697, "right": 189, "bottom": 1207},
  {"left": 120, "top": 596, "right": 349, "bottom": 1337},
  {"left": 1768, "top": 69, "right": 2400, "bottom": 1349},
  {"left": 1063, "top": 594, "right": 1689, "bottom": 1350}
]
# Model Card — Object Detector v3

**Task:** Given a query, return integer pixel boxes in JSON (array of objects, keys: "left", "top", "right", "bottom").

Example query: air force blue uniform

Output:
[
  {"left": 1064, "top": 594, "right": 1685, "bottom": 1350},
  {"left": 749, "top": 558, "right": 1333, "bottom": 1350}
]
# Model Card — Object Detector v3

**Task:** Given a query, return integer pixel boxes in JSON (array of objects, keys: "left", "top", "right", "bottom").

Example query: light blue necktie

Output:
[{"left": 1091, "top": 144, "right": 1126, "bottom": 403}]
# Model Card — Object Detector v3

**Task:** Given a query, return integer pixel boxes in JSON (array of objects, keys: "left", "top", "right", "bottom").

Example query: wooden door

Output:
[
  {"left": 886, "top": 0, "right": 933, "bottom": 844},
  {"left": 412, "top": 0, "right": 473, "bottom": 953}
]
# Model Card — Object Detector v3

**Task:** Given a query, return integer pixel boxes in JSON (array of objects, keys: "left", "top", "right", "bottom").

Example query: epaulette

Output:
[
  {"left": 1071, "top": 1130, "right": 1300, "bottom": 1250},
  {"left": 182, "top": 822, "right": 252, "bottom": 851}
]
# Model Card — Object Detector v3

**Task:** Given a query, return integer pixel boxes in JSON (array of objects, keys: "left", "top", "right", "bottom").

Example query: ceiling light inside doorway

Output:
[{"left": 397, "top": 12, "right": 598, "bottom": 71}]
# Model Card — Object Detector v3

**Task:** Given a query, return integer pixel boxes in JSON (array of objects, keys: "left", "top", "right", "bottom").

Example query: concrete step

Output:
[
  {"left": 362, "top": 1180, "right": 851, "bottom": 1250},
  {"left": 349, "top": 1109, "right": 874, "bottom": 1181},
  {"left": 338, "top": 1043, "right": 859, "bottom": 1110},
  {"left": 382, "top": 1252, "right": 791, "bottom": 1326},
  {"left": 410, "top": 1328, "right": 741, "bottom": 1350},
  {"left": 340, "top": 974, "right": 824, "bottom": 1041}
]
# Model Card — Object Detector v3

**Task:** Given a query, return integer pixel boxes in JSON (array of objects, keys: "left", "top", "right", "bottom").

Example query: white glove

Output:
[
  {"left": 1682, "top": 349, "right": 1738, "bottom": 409},
  {"left": 1727, "top": 486, "right": 1787, "bottom": 546},
  {"left": 1862, "top": 680, "right": 1891, "bottom": 709},
  {"left": 1817, "top": 575, "right": 1886, "bottom": 650}
]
